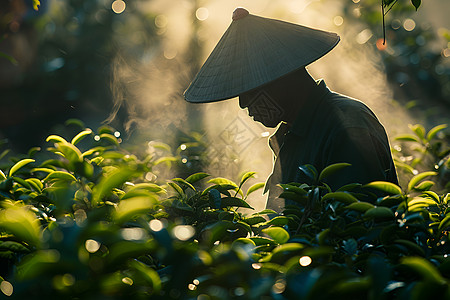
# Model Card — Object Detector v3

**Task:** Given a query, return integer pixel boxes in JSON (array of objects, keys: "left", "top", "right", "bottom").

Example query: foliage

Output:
[
  {"left": 393, "top": 123, "right": 449, "bottom": 189},
  {"left": 0, "top": 122, "right": 448, "bottom": 299}
]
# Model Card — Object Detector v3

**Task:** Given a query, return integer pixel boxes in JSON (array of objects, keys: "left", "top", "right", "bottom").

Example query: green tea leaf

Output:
[
  {"left": 409, "top": 124, "right": 426, "bottom": 140},
  {"left": 364, "top": 181, "right": 402, "bottom": 195},
  {"left": 345, "top": 202, "right": 375, "bottom": 213},
  {"left": 9, "top": 159, "right": 35, "bottom": 176},
  {"left": 262, "top": 227, "right": 290, "bottom": 244},
  {"left": 220, "top": 197, "right": 253, "bottom": 209},
  {"left": 114, "top": 197, "right": 156, "bottom": 224},
  {"left": 0, "top": 170, "right": 6, "bottom": 180},
  {"left": 411, "top": 0, "right": 421, "bottom": 10},
  {"left": 297, "top": 164, "right": 318, "bottom": 182},
  {"left": 239, "top": 171, "right": 256, "bottom": 186},
  {"left": 129, "top": 259, "right": 161, "bottom": 293},
  {"left": 71, "top": 129, "right": 93, "bottom": 145},
  {"left": 172, "top": 178, "right": 196, "bottom": 191},
  {"left": 46, "top": 135, "right": 68, "bottom": 144},
  {"left": 185, "top": 172, "right": 210, "bottom": 184},
  {"left": 99, "top": 133, "right": 119, "bottom": 145},
  {"left": 126, "top": 183, "right": 165, "bottom": 194},
  {"left": 407, "top": 171, "right": 437, "bottom": 192},
  {"left": 92, "top": 167, "right": 136, "bottom": 206},
  {"left": 364, "top": 207, "right": 394, "bottom": 220},
  {"left": 318, "top": 163, "right": 351, "bottom": 182},
  {"left": 322, "top": 192, "right": 359, "bottom": 205},
  {"left": 25, "top": 178, "right": 43, "bottom": 193},
  {"left": 57, "top": 143, "right": 83, "bottom": 163},
  {"left": 168, "top": 182, "right": 185, "bottom": 198},
  {"left": 208, "top": 177, "right": 238, "bottom": 188},
  {"left": 12, "top": 177, "right": 31, "bottom": 189},
  {"left": 400, "top": 256, "right": 445, "bottom": 284},
  {"left": 426, "top": 124, "right": 447, "bottom": 141},
  {"left": 263, "top": 216, "right": 291, "bottom": 226},
  {"left": 43, "top": 171, "right": 77, "bottom": 183},
  {"left": 394, "top": 134, "right": 421, "bottom": 143},
  {"left": 0, "top": 204, "right": 41, "bottom": 247},
  {"left": 246, "top": 182, "right": 265, "bottom": 196},
  {"left": 421, "top": 191, "right": 440, "bottom": 204}
]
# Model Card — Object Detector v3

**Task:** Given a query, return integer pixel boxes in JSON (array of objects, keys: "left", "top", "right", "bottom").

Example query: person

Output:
[{"left": 184, "top": 8, "right": 398, "bottom": 213}]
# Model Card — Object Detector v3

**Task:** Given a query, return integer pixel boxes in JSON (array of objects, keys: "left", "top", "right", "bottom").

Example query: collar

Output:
[{"left": 288, "top": 79, "right": 331, "bottom": 137}]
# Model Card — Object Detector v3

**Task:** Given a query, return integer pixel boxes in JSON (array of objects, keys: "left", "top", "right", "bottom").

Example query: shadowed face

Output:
[{"left": 239, "top": 88, "right": 284, "bottom": 128}]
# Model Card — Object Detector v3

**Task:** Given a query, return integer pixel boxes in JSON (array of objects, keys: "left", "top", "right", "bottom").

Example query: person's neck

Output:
[{"left": 281, "top": 72, "right": 317, "bottom": 124}]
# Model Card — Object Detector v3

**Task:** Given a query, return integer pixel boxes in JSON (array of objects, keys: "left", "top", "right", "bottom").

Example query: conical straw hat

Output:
[{"left": 184, "top": 8, "right": 340, "bottom": 103}]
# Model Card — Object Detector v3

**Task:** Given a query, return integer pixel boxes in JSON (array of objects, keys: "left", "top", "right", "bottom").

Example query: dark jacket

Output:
[{"left": 265, "top": 80, "right": 398, "bottom": 212}]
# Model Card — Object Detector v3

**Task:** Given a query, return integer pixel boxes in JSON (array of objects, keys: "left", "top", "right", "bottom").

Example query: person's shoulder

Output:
[{"left": 325, "top": 91, "right": 375, "bottom": 116}]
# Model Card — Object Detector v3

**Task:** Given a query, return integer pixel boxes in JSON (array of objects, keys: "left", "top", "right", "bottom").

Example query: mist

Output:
[{"left": 108, "top": 0, "right": 426, "bottom": 211}]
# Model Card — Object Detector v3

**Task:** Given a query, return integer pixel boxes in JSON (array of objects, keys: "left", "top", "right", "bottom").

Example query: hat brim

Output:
[{"left": 184, "top": 14, "right": 340, "bottom": 103}]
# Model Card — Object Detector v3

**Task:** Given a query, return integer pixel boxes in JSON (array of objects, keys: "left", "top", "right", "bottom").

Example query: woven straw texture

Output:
[{"left": 184, "top": 13, "right": 340, "bottom": 103}]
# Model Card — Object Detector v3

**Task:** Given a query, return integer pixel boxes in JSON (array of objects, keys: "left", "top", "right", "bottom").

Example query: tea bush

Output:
[{"left": 0, "top": 121, "right": 448, "bottom": 299}]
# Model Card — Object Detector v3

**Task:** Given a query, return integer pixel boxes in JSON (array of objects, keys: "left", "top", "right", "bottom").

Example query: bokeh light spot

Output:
[
  {"left": 62, "top": 274, "right": 75, "bottom": 286},
  {"left": 272, "top": 279, "right": 286, "bottom": 294},
  {"left": 188, "top": 283, "right": 197, "bottom": 290},
  {"left": 403, "top": 19, "right": 416, "bottom": 31},
  {"left": 356, "top": 29, "right": 373, "bottom": 44},
  {"left": 252, "top": 263, "right": 262, "bottom": 269},
  {"left": 145, "top": 172, "right": 157, "bottom": 181},
  {"left": 180, "top": 144, "right": 187, "bottom": 150},
  {"left": 164, "top": 48, "right": 177, "bottom": 59},
  {"left": 299, "top": 256, "right": 312, "bottom": 266},
  {"left": 333, "top": 16, "right": 344, "bottom": 26},
  {"left": 149, "top": 219, "right": 164, "bottom": 231},
  {"left": 155, "top": 15, "right": 168, "bottom": 28},
  {"left": 376, "top": 38, "right": 387, "bottom": 51},
  {"left": 391, "top": 19, "right": 402, "bottom": 30},
  {"left": 85, "top": 239, "right": 101, "bottom": 253},
  {"left": 196, "top": 7, "right": 209, "bottom": 21},
  {"left": 94, "top": 135, "right": 100, "bottom": 141},
  {"left": 173, "top": 225, "right": 195, "bottom": 241},
  {"left": 0, "top": 281, "right": 13, "bottom": 296},
  {"left": 121, "top": 228, "right": 146, "bottom": 240},
  {"left": 112, "top": 0, "right": 126, "bottom": 14},
  {"left": 442, "top": 48, "right": 450, "bottom": 58},
  {"left": 122, "top": 277, "right": 133, "bottom": 285},
  {"left": 114, "top": 131, "right": 121, "bottom": 137}
]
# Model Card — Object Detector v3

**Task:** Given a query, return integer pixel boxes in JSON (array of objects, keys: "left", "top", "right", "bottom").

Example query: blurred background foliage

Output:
[{"left": 0, "top": 0, "right": 448, "bottom": 153}]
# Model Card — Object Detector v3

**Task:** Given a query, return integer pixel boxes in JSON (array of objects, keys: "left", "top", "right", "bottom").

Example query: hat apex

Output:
[
  {"left": 232, "top": 7, "right": 249, "bottom": 20},
  {"left": 184, "top": 9, "right": 340, "bottom": 103}
]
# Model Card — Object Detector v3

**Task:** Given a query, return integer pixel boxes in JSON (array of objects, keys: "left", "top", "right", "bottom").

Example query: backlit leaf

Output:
[
  {"left": 364, "top": 181, "right": 402, "bottom": 195},
  {"left": 400, "top": 256, "right": 445, "bottom": 284},
  {"left": 0, "top": 204, "right": 41, "bottom": 247},
  {"left": 43, "top": 171, "right": 77, "bottom": 183},
  {"left": 318, "top": 163, "right": 351, "bottom": 182},
  {"left": 426, "top": 124, "right": 447, "bottom": 141},
  {"left": 262, "top": 227, "right": 290, "bottom": 244},
  {"left": 114, "top": 197, "right": 156, "bottom": 224},
  {"left": 46, "top": 135, "right": 67, "bottom": 144},
  {"left": 322, "top": 192, "right": 359, "bottom": 205},
  {"left": 407, "top": 171, "right": 437, "bottom": 192},
  {"left": 9, "top": 159, "right": 35, "bottom": 176},
  {"left": 246, "top": 182, "right": 265, "bottom": 196},
  {"left": 239, "top": 171, "right": 256, "bottom": 186},
  {"left": 345, "top": 202, "right": 375, "bottom": 213},
  {"left": 71, "top": 129, "right": 93, "bottom": 145},
  {"left": 185, "top": 172, "right": 210, "bottom": 184}
]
